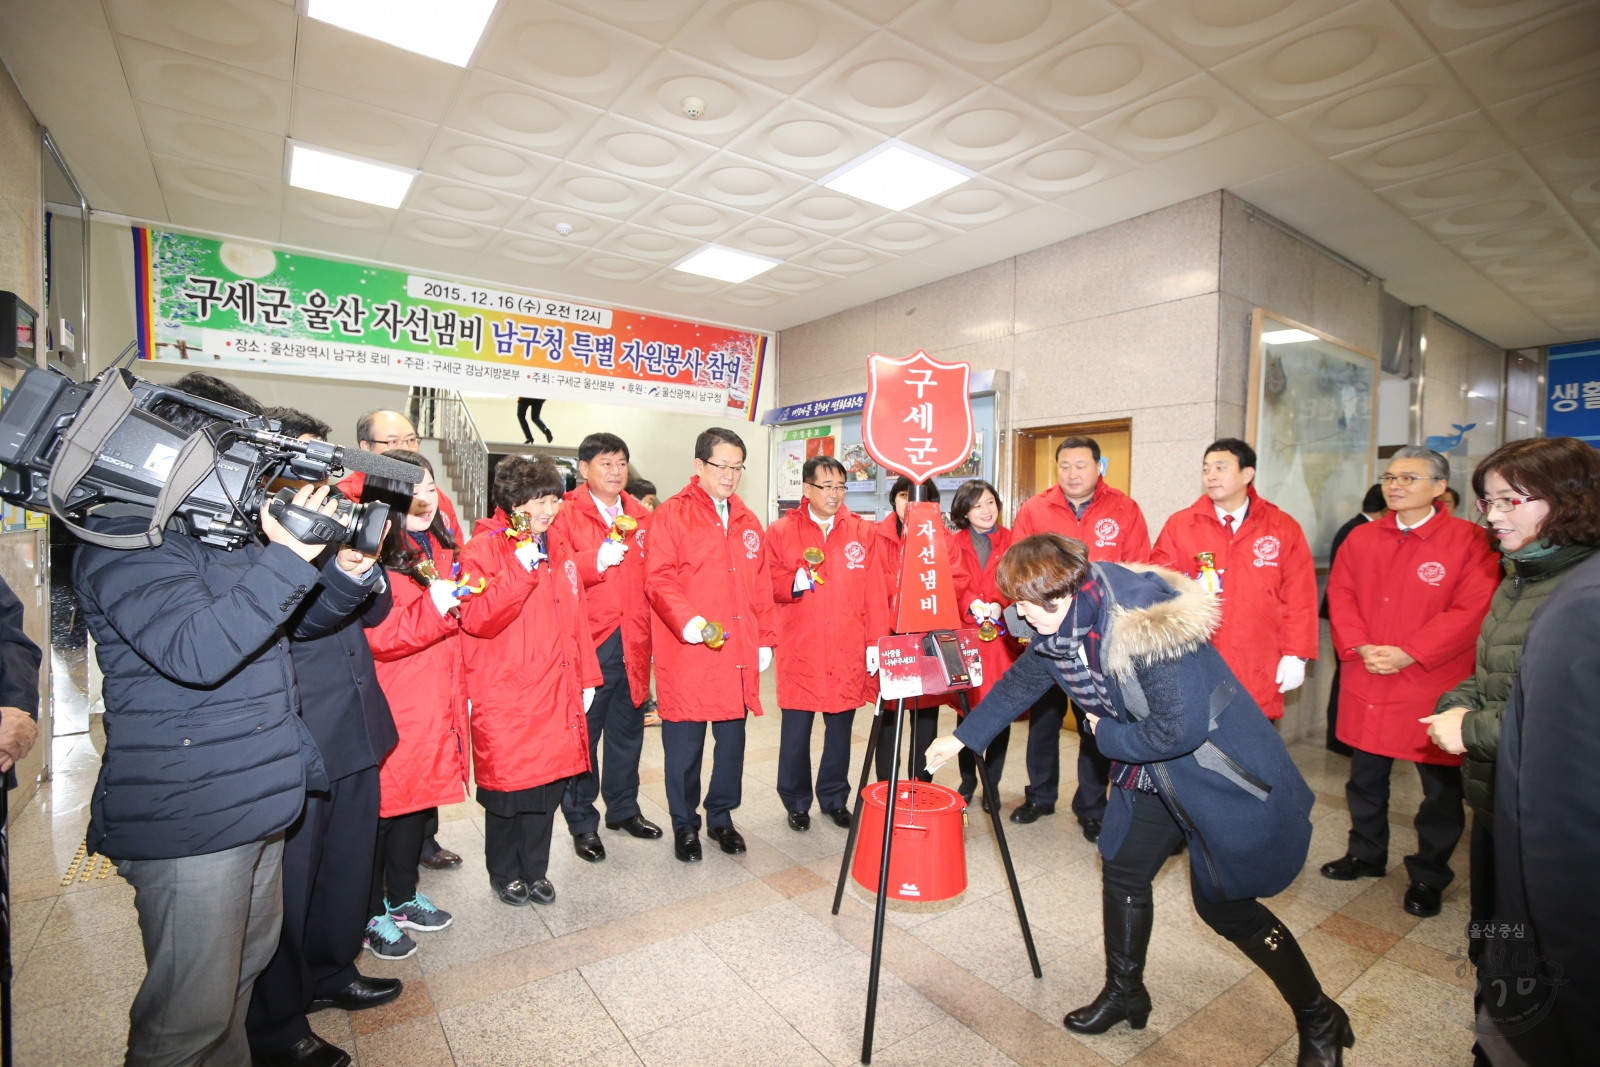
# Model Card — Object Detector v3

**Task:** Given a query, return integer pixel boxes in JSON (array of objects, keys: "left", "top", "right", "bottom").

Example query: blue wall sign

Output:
[{"left": 1547, "top": 339, "right": 1600, "bottom": 444}]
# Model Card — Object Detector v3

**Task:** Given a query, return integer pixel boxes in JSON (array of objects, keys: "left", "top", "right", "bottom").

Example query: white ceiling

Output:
[{"left": 0, "top": 0, "right": 1595, "bottom": 347}]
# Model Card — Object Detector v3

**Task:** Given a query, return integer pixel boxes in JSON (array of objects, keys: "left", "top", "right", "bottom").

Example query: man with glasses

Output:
[
  {"left": 765, "top": 456, "right": 889, "bottom": 831},
  {"left": 1321, "top": 446, "right": 1499, "bottom": 917},
  {"left": 336, "top": 409, "right": 465, "bottom": 873},
  {"left": 644, "top": 428, "right": 777, "bottom": 862}
]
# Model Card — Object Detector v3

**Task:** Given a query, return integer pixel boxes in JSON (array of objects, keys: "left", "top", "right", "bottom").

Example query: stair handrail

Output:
[{"left": 408, "top": 387, "right": 488, "bottom": 530}]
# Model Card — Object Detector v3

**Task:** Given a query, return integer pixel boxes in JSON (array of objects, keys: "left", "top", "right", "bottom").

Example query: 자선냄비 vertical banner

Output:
[{"left": 133, "top": 228, "right": 766, "bottom": 419}]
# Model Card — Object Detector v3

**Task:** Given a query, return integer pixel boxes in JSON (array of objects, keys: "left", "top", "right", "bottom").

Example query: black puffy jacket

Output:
[{"left": 76, "top": 519, "right": 350, "bottom": 861}]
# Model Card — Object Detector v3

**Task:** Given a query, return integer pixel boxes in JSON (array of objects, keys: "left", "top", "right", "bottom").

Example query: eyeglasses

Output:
[
  {"left": 1476, "top": 495, "right": 1539, "bottom": 514},
  {"left": 805, "top": 481, "right": 847, "bottom": 493},
  {"left": 368, "top": 434, "right": 420, "bottom": 449},
  {"left": 1380, "top": 473, "right": 1437, "bottom": 487},
  {"left": 703, "top": 461, "right": 745, "bottom": 474}
]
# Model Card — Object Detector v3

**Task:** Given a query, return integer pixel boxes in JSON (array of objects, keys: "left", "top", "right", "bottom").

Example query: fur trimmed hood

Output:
[{"left": 1100, "top": 563, "right": 1222, "bottom": 681}]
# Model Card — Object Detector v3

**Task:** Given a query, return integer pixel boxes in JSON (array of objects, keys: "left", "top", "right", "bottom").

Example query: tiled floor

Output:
[{"left": 12, "top": 688, "right": 1477, "bottom": 1066}]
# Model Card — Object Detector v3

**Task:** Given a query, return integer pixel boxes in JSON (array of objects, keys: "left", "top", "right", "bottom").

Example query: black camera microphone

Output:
[{"left": 248, "top": 431, "right": 426, "bottom": 485}]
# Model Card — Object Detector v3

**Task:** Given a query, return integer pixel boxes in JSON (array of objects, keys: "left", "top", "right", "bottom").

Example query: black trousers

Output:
[
  {"left": 1344, "top": 747, "right": 1466, "bottom": 889},
  {"left": 874, "top": 705, "right": 938, "bottom": 783},
  {"left": 1106, "top": 790, "right": 1272, "bottom": 941},
  {"left": 661, "top": 716, "right": 746, "bottom": 832},
  {"left": 777, "top": 707, "right": 857, "bottom": 813},
  {"left": 1024, "top": 685, "right": 1110, "bottom": 819},
  {"left": 247, "top": 767, "right": 379, "bottom": 1056},
  {"left": 562, "top": 629, "right": 645, "bottom": 833},
  {"left": 958, "top": 722, "right": 1010, "bottom": 802},
  {"left": 1324, "top": 662, "right": 1353, "bottom": 755},
  {"left": 368, "top": 807, "right": 431, "bottom": 920},
  {"left": 516, "top": 397, "right": 551, "bottom": 442},
  {"left": 483, "top": 780, "right": 565, "bottom": 887},
  {"left": 1468, "top": 818, "right": 1493, "bottom": 1067}
]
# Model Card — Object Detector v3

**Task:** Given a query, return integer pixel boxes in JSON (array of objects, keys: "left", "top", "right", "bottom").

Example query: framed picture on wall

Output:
[{"left": 1247, "top": 309, "right": 1378, "bottom": 566}]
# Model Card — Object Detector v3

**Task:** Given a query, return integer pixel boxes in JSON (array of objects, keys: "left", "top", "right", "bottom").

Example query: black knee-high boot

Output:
[
  {"left": 1064, "top": 891, "right": 1154, "bottom": 1033},
  {"left": 1233, "top": 918, "right": 1355, "bottom": 1067}
]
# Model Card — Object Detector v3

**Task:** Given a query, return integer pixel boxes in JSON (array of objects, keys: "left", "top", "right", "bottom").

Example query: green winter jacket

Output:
[{"left": 1436, "top": 542, "right": 1596, "bottom": 824}]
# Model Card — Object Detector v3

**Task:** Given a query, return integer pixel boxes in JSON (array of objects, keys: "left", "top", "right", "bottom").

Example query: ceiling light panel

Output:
[
  {"left": 672, "top": 243, "right": 782, "bottom": 283},
  {"left": 288, "top": 142, "right": 418, "bottom": 208},
  {"left": 303, "top": 0, "right": 498, "bottom": 67},
  {"left": 821, "top": 141, "right": 975, "bottom": 211}
]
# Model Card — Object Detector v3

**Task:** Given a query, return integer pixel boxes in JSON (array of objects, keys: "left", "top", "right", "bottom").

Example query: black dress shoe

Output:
[
  {"left": 1403, "top": 881, "right": 1443, "bottom": 918},
  {"left": 1319, "top": 854, "right": 1386, "bottom": 881},
  {"left": 606, "top": 814, "right": 663, "bottom": 839},
  {"left": 309, "top": 975, "right": 403, "bottom": 1012},
  {"left": 825, "top": 808, "right": 852, "bottom": 828},
  {"left": 1010, "top": 802, "right": 1055, "bottom": 824},
  {"left": 529, "top": 878, "right": 557, "bottom": 905},
  {"left": 674, "top": 828, "right": 702, "bottom": 863},
  {"left": 573, "top": 831, "right": 607, "bottom": 862},
  {"left": 1080, "top": 818, "right": 1102, "bottom": 843},
  {"left": 419, "top": 844, "right": 462, "bottom": 871},
  {"left": 787, "top": 811, "right": 811, "bottom": 832},
  {"left": 706, "top": 825, "right": 747, "bottom": 854},
  {"left": 496, "top": 879, "right": 530, "bottom": 906},
  {"left": 252, "top": 1035, "right": 350, "bottom": 1067}
]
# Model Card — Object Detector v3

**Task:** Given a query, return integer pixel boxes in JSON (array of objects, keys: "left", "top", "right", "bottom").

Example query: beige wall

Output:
[{"left": 0, "top": 61, "right": 49, "bottom": 806}]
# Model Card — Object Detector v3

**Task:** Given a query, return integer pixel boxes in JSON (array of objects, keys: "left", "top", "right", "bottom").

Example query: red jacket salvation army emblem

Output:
[{"left": 862, "top": 351, "right": 974, "bottom": 482}]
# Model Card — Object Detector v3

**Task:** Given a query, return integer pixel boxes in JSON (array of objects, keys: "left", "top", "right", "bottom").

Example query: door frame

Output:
[{"left": 1012, "top": 417, "right": 1132, "bottom": 520}]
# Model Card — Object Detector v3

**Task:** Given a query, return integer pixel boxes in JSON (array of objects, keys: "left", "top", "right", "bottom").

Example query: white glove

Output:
[
  {"left": 793, "top": 565, "right": 815, "bottom": 595},
  {"left": 596, "top": 539, "right": 626, "bottom": 573},
  {"left": 968, "top": 598, "right": 988, "bottom": 621},
  {"left": 683, "top": 616, "right": 707, "bottom": 644},
  {"left": 428, "top": 580, "right": 459, "bottom": 617},
  {"left": 514, "top": 540, "right": 544, "bottom": 571},
  {"left": 759, "top": 646, "right": 772, "bottom": 672},
  {"left": 865, "top": 645, "right": 879, "bottom": 675},
  {"left": 1276, "top": 655, "right": 1306, "bottom": 693},
  {"left": 986, "top": 601, "right": 1001, "bottom": 618},
  {"left": 583, "top": 687, "right": 595, "bottom": 712}
]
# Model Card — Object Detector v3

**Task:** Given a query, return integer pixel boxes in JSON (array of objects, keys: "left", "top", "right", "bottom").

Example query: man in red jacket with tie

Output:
[
  {"left": 766, "top": 456, "right": 889, "bottom": 831},
  {"left": 1322, "top": 446, "right": 1499, "bottom": 919},
  {"left": 1008, "top": 436, "right": 1151, "bottom": 837},
  {"left": 645, "top": 428, "right": 778, "bottom": 863},
  {"left": 554, "top": 433, "right": 661, "bottom": 864},
  {"left": 1152, "top": 439, "right": 1318, "bottom": 721}
]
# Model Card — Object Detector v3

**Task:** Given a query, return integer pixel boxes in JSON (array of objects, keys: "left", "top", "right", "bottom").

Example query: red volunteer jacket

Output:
[
  {"left": 364, "top": 534, "right": 469, "bottom": 818},
  {"left": 1152, "top": 490, "right": 1318, "bottom": 720},
  {"left": 1326, "top": 506, "right": 1499, "bottom": 765},
  {"left": 1011, "top": 479, "right": 1151, "bottom": 563},
  {"left": 554, "top": 488, "right": 653, "bottom": 706},
  {"left": 869, "top": 513, "right": 973, "bottom": 710},
  {"left": 645, "top": 481, "right": 778, "bottom": 722},
  {"left": 951, "top": 525, "right": 1025, "bottom": 706},
  {"left": 338, "top": 471, "right": 463, "bottom": 543},
  {"left": 456, "top": 512, "right": 603, "bottom": 792},
  {"left": 766, "top": 505, "right": 889, "bottom": 713}
]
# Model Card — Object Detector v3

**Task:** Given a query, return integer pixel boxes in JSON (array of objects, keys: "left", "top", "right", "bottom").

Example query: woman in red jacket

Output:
[
  {"left": 949, "top": 479, "right": 1023, "bottom": 810},
  {"left": 457, "top": 456, "right": 602, "bottom": 908},
  {"left": 361, "top": 453, "right": 468, "bottom": 960}
]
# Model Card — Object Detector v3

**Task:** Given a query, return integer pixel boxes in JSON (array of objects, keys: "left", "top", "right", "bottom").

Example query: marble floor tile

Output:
[
  {"left": 32, "top": 877, "right": 138, "bottom": 947},
  {"left": 355, "top": 1013, "right": 458, "bottom": 1067},
  {"left": 411, "top": 878, "right": 556, "bottom": 976},
  {"left": 579, "top": 931, "right": 755, "bottom": 1041},
  {"left": 910, "top": 895, "right": 1074, "bottom": 989},
  {"left": 13, "top": 981, "right": 137, "bottom": 1067},
  {"left": 870, "top": 1015, "right": 1022, "bottom": 1067},
  {"left": 1338, "top": 957, "right": 1476, "bottom": 1065},
  {"left": 631, "top": 996, "right": 831, "bottom": 1067},
  {"left": 12, "top": 922, "right": 148, "bottom": 1014},
  {"left": 439, "top": 969, "right": 629, "bottom": 1067},
  {"left": 695, "top": 899, "right": 855, "bottom": 989},
  {"left": 758, "top": 950, "right": 949, "bottom": 1065}
]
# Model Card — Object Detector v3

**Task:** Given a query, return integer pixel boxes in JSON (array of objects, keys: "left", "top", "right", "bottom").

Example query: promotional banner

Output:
[
  {"left": 1546, "top": 339, "right": 1600, "bottom": 444},
  {"left": 133, "top": 228, "right": 766, "bottom": 420}
]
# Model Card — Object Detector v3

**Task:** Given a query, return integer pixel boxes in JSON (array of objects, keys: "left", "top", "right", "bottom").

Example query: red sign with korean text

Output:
[
  {"left": 862, "top": 351, "right": 974, "bottom": 483},
  {"left": 895, "top": 501, "right": 960, "bottom": 633},
  {"left": 875, "top": 630, "right": 984, "bottom": 700}
]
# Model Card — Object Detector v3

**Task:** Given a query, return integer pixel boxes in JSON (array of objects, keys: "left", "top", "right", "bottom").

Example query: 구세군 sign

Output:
[
  {"left": 133, "top": 229, "right": 767, "bottom": 420},
  {"left": 861, "top": 351, "right": 974, "bottom": 482}
]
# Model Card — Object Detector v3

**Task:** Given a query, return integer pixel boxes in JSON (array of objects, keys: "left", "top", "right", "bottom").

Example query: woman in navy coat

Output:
[{"left": 927, "top": 533, "right": 1350, "bottom": 1067}]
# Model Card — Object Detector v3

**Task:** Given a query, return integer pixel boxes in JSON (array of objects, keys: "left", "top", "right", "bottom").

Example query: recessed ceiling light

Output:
[
  {"left": 303, "top": 0, "right": 499, "bottom": 66},
  {"left": 819, "top": 141, "right": 976, "bottom": 212},
  {"left": 288, "top": 142, "right": 417, "bottom": 209},
  {"left": 1262, "top": 328, "right": 1318, "bottom": 344},
  {"left": 672, "top": 244, "right": 781, "bottom": 284}
]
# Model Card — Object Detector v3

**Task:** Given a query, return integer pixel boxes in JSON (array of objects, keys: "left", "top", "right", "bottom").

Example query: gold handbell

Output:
[
  {"left": 413, "top": 559, "right": 440, "bottom": 584},
  {"left": 802, "top": 546, "right": 825, "bottom": 584},
  {"left": 977, "top": 619, "right": 999, "bottom": 642},
  {"left": 1195, "top": 550, "right": 1224, "bottom": 594},
  {"left": 607, "top": 513, "right": 638, "bottom": 543},
  {"left": 701, "top": 620, "right": 727, "bottom": 650},
  {"left": 506, "top": 511, "right": 534, "bottom": 541}
]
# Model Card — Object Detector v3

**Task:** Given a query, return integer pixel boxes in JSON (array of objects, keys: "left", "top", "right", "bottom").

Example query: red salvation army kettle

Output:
[{"left": 851, "top": 780, "right": 966, "bottom": 902}]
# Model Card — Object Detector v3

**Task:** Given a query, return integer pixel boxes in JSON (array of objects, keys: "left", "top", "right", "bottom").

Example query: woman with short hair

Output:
[{"left": 926, "top": 534, "right": 1350, "bottom": 1066}]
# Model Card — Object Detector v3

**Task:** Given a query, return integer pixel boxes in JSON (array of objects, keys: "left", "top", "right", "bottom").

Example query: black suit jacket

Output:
[
  {"left": 289, "top": 559, "right": 399, "bottom": 783},
  {"left": 0, "top": 574, "right": 41, "bottom": 790}
]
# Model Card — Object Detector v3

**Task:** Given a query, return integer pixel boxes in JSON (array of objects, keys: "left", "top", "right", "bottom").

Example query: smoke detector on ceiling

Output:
[
  {"left": 554, "top": 222, "right": 573, "bottom": 236},
  {"left": 681, "top": 96, "right": 706, "bottom": 120}
]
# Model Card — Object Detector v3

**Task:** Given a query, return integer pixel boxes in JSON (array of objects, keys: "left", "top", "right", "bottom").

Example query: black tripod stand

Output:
[{"left": 832, "top": 687, "right": 1041, "bottom": 1063}]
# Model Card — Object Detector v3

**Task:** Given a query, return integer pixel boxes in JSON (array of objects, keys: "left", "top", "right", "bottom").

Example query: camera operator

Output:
[
  {"left": 73, "top": 382, "right": 386, "bottom": 1067},
  {"left": 246, "top": 408, "right": 402, "bottom": 1067},
  {"left": 0, "top": 573, "right": 41, "bottom": 782}
]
